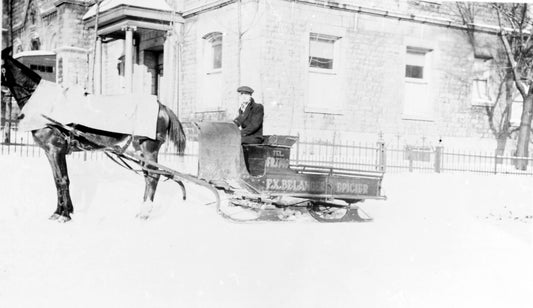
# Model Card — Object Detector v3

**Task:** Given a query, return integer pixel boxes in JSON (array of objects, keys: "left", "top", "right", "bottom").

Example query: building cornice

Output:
[
  {"left": 54, "top": 0, "right": 92, "bottom": 8},
  {"left": 182, "top": 0, "right": 237, "bottom": 18},
  {"left": 286, "top": 0, "right": 501, "bottom": 35},
  {"left": 56, "top": 46, "right": 89, "bottom": 54},
  {"left": 84, "top": 5, "right": 184, "bottom": 30},
  {"left": 178, "top": 0, "right": 505, "bottom": 35}
]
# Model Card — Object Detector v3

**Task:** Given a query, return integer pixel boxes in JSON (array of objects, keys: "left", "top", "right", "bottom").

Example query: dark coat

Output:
[{"left": 233, "top": 99, "right": 264, "bottom": 144}]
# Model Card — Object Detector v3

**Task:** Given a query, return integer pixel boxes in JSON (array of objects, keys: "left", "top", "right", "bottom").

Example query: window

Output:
[
  {"left": 510, "top": 85, "right": 529, "bottom": 127},
  {"left": 307, "top": 33, "right": 342, "bottom": 113},
  {"left": 212, "top": 39, "right": 222, "bottom": 70},
  {"left": 403, "top": 47, "right": 433, "bottom": 120},
  {"left": 405, "top": 49, "right": 426, "bottom": 79},
  {"left": 471, "top": 57, "right": 492, "bottom": 106},
  {"left": 29, "top": 8, "right": 37, "bottom": 25},
  {"left": 203, "top": 32, "right": 222, "bottom": 71},
  {"left": 29, "top": 64, "right": 53, "bottom": 73},
  {"left": 31, "top": 38, "right": 40, "bottom": 51},
  {"left": 199, "top": 32, "right": 223, "bottom": 110},
  {"left": 309, "top": 34, "right": 336, "bottom": 70}
]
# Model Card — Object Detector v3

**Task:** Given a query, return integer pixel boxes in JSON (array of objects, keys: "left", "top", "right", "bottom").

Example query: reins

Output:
[{"left": 42, "top": 115, "right": 186, "bottom": 194}]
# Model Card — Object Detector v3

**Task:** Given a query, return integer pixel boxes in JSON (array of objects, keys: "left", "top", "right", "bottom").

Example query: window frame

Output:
[
  {"left": 471, "top": 57, "right": 493, "bottom": 106},
  {"left": 510, "top": 85, "right": 529, "bottom": 127},
  {"left": 308, "top": 33, "right": 340, "bottom": 74},
  {"left": 305, "top": 32, "right": 344, "bottom": 114},
  {"left": 402, "top": 46, "right": 434, "bottom": 121},
  {"left": 307, "top": 32, "right": 340, "bottom": 74},
  {"left": 404, "top": 47, "right": 430, "bottom": 83},
  {"left": 197, "top": 31, "right": 224, "bottom": 112},
  {"left": 203, "top": 32, "right": 223, "bottom": 75}
]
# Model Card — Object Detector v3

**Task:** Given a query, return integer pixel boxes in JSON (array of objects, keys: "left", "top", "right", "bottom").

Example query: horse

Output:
[{"left": 1, "top": 47, "right": 186, "bottom": 222}]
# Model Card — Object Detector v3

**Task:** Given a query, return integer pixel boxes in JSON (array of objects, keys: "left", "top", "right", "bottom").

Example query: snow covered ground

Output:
[{"left": 0, "top": 155, "right": 531, "bottom": 308}]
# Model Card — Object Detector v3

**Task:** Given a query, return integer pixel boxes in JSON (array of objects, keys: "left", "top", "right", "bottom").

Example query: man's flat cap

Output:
[{"left": 237, "top": 86, "right": 254, "bottom": 94}]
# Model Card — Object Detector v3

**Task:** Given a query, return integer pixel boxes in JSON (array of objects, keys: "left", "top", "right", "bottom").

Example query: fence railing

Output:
[
  {"left": 291, "top": 137, "right": 533, "bottom": 175},
  {"left": 1, "top": 127, "right": 532, "bottom": 176}
]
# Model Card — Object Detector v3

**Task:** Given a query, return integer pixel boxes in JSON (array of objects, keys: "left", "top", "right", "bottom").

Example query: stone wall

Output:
[
  {"left": 5, "top": 0, "right": 515, "bottom": 152},
  {"left": 180, "top": 0, "right": 507, "bottom": 151}
]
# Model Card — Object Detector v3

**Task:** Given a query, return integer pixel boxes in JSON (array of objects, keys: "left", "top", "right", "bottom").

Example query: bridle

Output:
[{"left": 1, "top": 62, "right": 37, "bottom": 104}]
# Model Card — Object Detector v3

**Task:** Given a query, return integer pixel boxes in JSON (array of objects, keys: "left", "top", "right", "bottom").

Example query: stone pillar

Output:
[
  {"left": 171, "top": 23, "right": 184, "bottom": 117},
  {"left": 163, "top": 31, "right": 174, "bottom": 107},
  {"left": 122, "top": 25, "right": 137, "bottom": 93},
  {"left": 94, "top": 37, "right": 102, "bottom": 94},
  {"left": 164, "top": 25, "right": 182, "bottom": 116}
]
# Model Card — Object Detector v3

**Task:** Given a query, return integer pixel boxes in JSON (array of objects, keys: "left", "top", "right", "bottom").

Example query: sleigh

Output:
[
  {"left": 114, "top": 122, "right": 386, "bottom": 223},
  {"left": 195, "top": 122, "right": 386, "bottom": 222}
]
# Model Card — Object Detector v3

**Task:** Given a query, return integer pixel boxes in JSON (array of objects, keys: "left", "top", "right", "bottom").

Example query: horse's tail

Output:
[{"left": 162, "top": 105, "right": 186, "bottom": 155}]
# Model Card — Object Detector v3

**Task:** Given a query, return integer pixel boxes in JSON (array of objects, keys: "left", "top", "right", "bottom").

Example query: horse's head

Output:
[
  {"left": 1, "top": 46, "right": 41, "bottom": 109},
  {"left": 1, "top": 46, "right": 13, "bottom": 60}
]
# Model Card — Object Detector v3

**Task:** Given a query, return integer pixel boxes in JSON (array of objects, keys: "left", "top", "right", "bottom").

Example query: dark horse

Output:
[{"left": 1, "top": 47, "right": 186, "bottom": 222}]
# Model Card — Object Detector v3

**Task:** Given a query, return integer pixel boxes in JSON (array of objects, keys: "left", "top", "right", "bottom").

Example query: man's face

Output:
[{"left": 239, "top": 92, "right": 251, "bottom": 104}]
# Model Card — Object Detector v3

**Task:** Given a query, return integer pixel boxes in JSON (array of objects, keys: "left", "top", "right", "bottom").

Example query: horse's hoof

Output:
[
  {"left": 56, "top": 215, "right": 71, "bottom": 223},
  {"left": 135, "top": 213, "right": 150, "bottom": 220},
  {"left": 50, "top": 213, "right": 71, "bottom": 223}
]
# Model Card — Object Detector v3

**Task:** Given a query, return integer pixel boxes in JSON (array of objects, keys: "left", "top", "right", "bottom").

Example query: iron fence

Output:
[
  {"left": 1, "top": 127, "right": 533, "bottom": 176},
  {"left": 291, "top": 139, "right": 385, "bottom": 172},
  {"left": 290, "top": 136, "right": 533, "bottom": 175}
]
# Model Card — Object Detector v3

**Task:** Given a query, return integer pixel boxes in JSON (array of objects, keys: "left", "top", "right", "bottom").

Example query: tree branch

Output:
[{"left": 496, "top": 6, "right": 528, "bottom": 98}]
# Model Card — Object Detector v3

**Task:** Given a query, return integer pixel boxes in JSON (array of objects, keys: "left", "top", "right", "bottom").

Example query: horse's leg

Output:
[
  {"left": 33, "top": 129, "right": 73, "bottom": 222},
  {"left": 136, "top": 139, "right": 162, "bottom": 219},
  {"left": 46, "top": 151, "right": 73, "bottom": 222}
]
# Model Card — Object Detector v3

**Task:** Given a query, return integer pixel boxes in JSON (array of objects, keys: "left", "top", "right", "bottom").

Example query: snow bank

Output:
[{"left": 0, "top": 155, "right": 531, "bottom": 307}]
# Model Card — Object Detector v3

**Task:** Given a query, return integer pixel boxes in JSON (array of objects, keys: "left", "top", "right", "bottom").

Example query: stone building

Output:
[{"left": 3, "top": 0, "right": 522, "bottom": 151}]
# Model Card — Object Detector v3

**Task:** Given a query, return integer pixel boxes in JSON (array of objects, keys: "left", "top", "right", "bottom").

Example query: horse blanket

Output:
[{"left": 19, "top": 80, "right": 159, "bottom": 140}]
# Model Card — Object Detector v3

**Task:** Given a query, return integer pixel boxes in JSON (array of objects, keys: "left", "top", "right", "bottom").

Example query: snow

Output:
[
  {"left": 83, "top": 0, "right": 174, "bottom": 20},
  {"left": 0, "top": 155, "right": 532, "bottom": 307},
  {"left": 13, "top": 50, "right": 56, "bottom": 59}
]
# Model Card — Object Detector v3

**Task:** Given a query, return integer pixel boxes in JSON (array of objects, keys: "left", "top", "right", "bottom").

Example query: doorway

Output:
[{"left": 143, "top": 49, "right": 164, "bottom": 99}]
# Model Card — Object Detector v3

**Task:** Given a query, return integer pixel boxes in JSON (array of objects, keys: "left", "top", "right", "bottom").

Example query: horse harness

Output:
[
  {"left": 43, "top": 115, "right": 133, "bottom": 155},
  {"left": 1, "top": 66, "right": 37, "bottom": 104}
]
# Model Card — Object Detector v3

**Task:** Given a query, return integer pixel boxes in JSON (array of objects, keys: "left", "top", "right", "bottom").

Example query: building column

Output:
[
  {"left": 94, "top": 36, "right": 102, "bottom": 94},
  {"left": 163, "top": 31, "right": 173, "bottom": 107},
  {"left": 122, "top": 25, "right": 137, "bottom": 93},
  {"left": 165, "top": 24, "right": 183, "bottom": 116}
]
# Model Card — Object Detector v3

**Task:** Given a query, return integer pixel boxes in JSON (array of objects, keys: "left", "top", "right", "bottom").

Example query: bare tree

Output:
[
  {"left": 455, "top": 3, "right": 515, "bottom": 160},
  {"left": 493, "top": 3, "right": 533, "bottom": 170},
  {"left": 456, "top": 2, "right": 533, "bottom": 170}
]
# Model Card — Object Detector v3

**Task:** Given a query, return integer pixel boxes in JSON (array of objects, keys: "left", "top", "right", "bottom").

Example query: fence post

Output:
[
  {"left": 434, "top": 146, "right": 442, "bottom": 173},
  {"left": 295, "top": 133, "right": 300, "bottom": 165},
  {"left": 494, "top": 153, "right": 498, "bottom": 175},
  {"left": 331, "top": 131, "right": 337, "bottom": 166},
  {"left": 376, "top": 133, "right": 386, "bottom": 172},
  {"left": 408, "top": 151, "right": 413, "bottom": 172}
]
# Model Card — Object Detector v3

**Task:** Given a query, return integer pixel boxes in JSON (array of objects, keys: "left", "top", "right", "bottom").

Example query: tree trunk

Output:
[
  {"left": 515, "top": 90, "right": 533, "bottom": 170},
  {"left": 495, "top": 135, "right": 508, "bottom": 163},
  {"left": 495, "top": 71, "right": 514, "bottom": 163}
]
